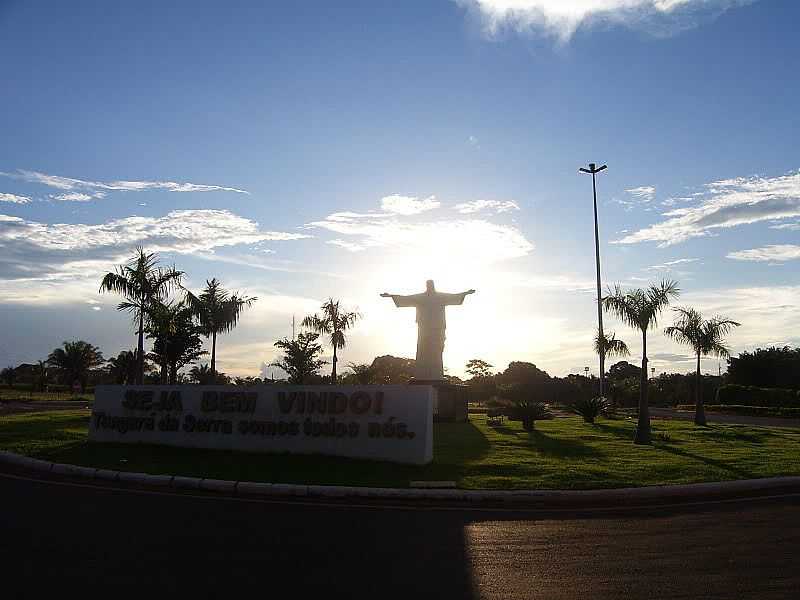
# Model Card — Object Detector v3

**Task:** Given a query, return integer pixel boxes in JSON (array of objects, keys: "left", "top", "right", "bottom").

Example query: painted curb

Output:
[{"left": 1, "top": 450, "right": 799, "bottom": 507}]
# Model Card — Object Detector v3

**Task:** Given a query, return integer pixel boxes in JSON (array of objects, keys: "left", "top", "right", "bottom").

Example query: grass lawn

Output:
[
  {"left": 1, "top": 411, "right": 799, "bottom": 489},
  {"left": 0, "top": 388, "right": 93, "bottom": 403}
]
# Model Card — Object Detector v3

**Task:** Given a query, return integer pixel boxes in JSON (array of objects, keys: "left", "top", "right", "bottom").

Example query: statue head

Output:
[{"left": 426, "top": 279, "right": 435, "bottom": 293}]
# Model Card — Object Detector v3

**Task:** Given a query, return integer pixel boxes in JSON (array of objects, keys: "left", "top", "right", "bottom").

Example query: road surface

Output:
[{"left": 2, "top": 472, "right": 798, "bottom": 599}]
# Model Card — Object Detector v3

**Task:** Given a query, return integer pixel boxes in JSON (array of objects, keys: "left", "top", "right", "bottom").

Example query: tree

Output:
[
  {"left": 146, "top": 302, "right": 206, "bottom": 384},
  {"left": 272, "top": 332, "right": 327, "bottom": 384},
  {"left": 189, "top": 363, "right": 230, "bottom": 385},
  {"left": 0, "top": 366, "right": 15, "bottom": 387},
  {"left": 106, "top": 350, "right": 143, "bottom": 385},
  {"left": 369, "top": 355, "right": 416, "bottom": 384},
  {"left": 466, "top": 359, "right": 494, "bottom": 379},
  {"left": 346, "top": 362, "right": 376, "bottom": 385},
  {"left": 100, "top": 247, "right": 183, "bottom": 384},
  {"left": 46, "top": 341, "right": 104, "bottom": 392},
  {"left": 602, "top": 280, "right": 679, "bottom": 444},
  {"left": 594, "top": 329, "right": 630, "bottom": 373},
  {"left": 727, "top": 346, "right": 800, "bottom": 389},
  {"left": 184, "top": 278, "right": 256, "bottom": 377},
  {"left": 665, "top": 307, "right": 740, "bottom": 425},
  {"left": 302, "top": 298, "right": 360, "bottom": 383},
  {"left": 35, "top": 360, "right": 48, "bottom": 392}
]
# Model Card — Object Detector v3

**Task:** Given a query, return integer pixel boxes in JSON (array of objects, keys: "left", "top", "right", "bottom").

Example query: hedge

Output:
[{"left": 715, "top": 384, "right": 800, "bottom": 408}]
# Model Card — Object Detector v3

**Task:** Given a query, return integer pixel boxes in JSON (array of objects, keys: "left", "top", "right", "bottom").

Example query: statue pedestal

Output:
[{"left": 410, "top": 379, "right": 468, "bottom": 423}]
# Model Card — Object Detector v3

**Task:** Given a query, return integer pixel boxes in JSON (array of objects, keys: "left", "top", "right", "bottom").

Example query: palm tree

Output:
[
  {"left": 602, "top": 280, "right": 680, "bottom": 444},
  {"left": 106, "top": 350, "right": 140, "bottom": 385},
  {"left": 665, "top": 307, "right": 740, "bottom": 426},
  {"left": 593, "top": 330, "right": 631, "bottom": 371},
  {"left": 184, "top": 278, "right": 256, "bottom": 376},
  {"left": 147, "top": 301, "right": 206, "bottom": 384},
  {"left": 46, "top": 340, "right": 104, "bottom": 392},
  {"left": 302, "top": 298, "right": 361, "bottom": 383},
  {"left": 99, "top": 247, "right": 183, "bottom": 384}
]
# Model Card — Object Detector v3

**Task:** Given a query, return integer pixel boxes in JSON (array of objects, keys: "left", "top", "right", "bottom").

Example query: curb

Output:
[{"left": 2, "top": 449, "right": 799, "bottom": 508}]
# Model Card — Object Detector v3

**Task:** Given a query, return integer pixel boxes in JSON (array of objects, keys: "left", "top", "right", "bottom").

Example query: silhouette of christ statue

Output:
[{"left": 381, "top": 280, "right": 475, "bottom": 381}]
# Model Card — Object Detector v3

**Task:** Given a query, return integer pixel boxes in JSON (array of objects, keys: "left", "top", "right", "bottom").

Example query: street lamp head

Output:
[
  {"left": 597, "top": 164, "right": 608, "bottom": 172},
  {"left": 589, "top": 163, "right": 596, "bottom": 171},
  {"left": 579, "top": 163, "right": 608, "bottom": 174}
]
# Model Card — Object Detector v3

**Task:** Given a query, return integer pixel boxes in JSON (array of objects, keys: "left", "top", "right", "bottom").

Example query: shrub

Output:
[
  {"left": 506, "top": 399, "right": 552, "bottom": 431},
  {"left": 715, "top": 384, "right": 800, "bottom": 408},
  {"left": 571, "top": 396, "right": 609, "bottom": 423}
]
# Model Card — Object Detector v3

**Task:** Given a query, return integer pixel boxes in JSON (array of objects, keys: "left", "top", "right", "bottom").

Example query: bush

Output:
[
  {"left": 716, "top": 384, "right": 800, "bottom": 408},
  {"left": 571, "top": 396, "right": 609, "bottom": 423},
  {"left": 506, "top": 400, "right": 552, "bottom": 431}
]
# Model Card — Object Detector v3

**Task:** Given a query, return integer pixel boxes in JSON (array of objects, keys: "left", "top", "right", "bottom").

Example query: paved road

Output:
[
  {"left": 651, "top": 407, "right": 800, "bottom": 428},
  {"left": 3, "top": 473, "right": 798, "bottom": 598}
]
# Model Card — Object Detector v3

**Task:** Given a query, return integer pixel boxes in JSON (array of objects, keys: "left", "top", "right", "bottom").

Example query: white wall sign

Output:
[{"left": 89, "top": 385, "right": 434, "bottom": 465}]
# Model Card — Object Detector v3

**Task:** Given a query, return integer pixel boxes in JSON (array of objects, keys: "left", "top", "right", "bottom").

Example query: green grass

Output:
[
  {"left": 2, "top": 411, "right": 799, "bottom": 489},
  {"left": 0, "top": 388, "right": 93, "bottom": 403}
]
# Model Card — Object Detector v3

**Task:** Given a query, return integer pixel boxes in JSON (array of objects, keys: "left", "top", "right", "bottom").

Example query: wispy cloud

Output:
[
  {"left": 615, "top": 170, "right": 800, "bottom": 246},
  {"left": 51, "top": 192, "right": 94, "bottom": 202},
  {"left": 770, "top": 221, "right": 800, "bottom": 231},
  {"left": 727, "top": 245, "right": 800, "bottom": 262},
  {"left": 626, "top": 186, "right": 656, "bottom": 201},
  {"left": 0, "top": 169, "right": 249, "bottom": 198},
  {"left": 0, "top": 209, "right": 308, "bottom": 284},
  {"left": 645, "top": 257, "right": 699, "bottom": 271},
  {"left": 380, "top": 194, "right": 440, "bottom": 215},
  {"left": 453, "top": 200, "right": 520, "bottom": 214},
  {"left": 456, "top": 0, "right": 756, "bottom": 42},
  {"left": 309, "top": 196, "right": 533, "bottom": 266},
  {"left": 0, "top": 192, "right": 30, "bottom": 204}
]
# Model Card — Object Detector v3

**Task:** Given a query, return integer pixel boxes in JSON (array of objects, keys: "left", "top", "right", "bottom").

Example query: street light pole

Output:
[{"left": 579, "top": 162, "right": 608, "bottom": 399}]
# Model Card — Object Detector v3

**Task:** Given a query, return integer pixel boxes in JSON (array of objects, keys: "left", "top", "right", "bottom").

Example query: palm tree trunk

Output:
[
  {"left": 635, "top": 329, "right": 651, "bottom": 444},
  {"left": 331, "top": 344, "right": 338, "bottom": 384},
  {"left": 137, "top": 310, "right": 144, "bottom": 385},
  {"left": 211, "top": 331, "right": 217, "bottom": 377},
  {"left": 694, "top": 351, "right": 706, "bottom": 426}
]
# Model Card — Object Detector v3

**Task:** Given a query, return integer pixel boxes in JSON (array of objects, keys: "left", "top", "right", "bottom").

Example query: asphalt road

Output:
[{"left": 2, "top": 473, "right": 798, "bottom": 599}]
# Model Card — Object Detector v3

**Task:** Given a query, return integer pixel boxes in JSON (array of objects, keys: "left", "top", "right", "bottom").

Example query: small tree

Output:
[
  {"left": 47, "top": 341, "right": 104, "bottom": 392},
  {"left": 184, "top": 278, "right": 256, "bottom": 377},
  {"left": 603, "top": 280, "right": 679, "bottom": 444},
  {"left": 272, "top": 332, "right": 327, "bottom": 384},
  {"left": 347, "top": 362, "right": 376, "bottom": 384},
  {"left": 106, "top": 350, "right": 142, "bottom": 385},
  {"left": 665, "top": 307, "right": 740, "bottom": 425},
  {"left": 1, "top": 366, "right": 16, "bottom": 388},
  {"left": 100, "top": 247, "right": 183, "bottom": 384},
  {"left": 502, "top": 383, "right": 552, "bottom": 432},
  {"left": 302, "top": 299, "right": 360, "bottom": 383},
  {"left": 189, "top": 364, "right": 229, "bottom": 385},
  {"left": 147, "top": 302, "right": 206, "bottom": 384},
  {"left": 466, "top": 359, "right": 494, "bottom": 379}
]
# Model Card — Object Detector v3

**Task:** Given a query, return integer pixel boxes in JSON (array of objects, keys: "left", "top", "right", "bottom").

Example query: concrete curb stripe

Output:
[{"left": 2, "top": 450, "right": 800, "bottom": 503}]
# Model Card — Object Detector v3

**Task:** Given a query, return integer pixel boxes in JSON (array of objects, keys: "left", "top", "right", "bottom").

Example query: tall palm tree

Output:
[
  {"left": 665, "top": 307, "right": 740, "bottom": 426},
  {"left": 100, "top": 247, "right": 183, "bottom": 384},
  {"left": 184, "top": 278, "right": 256, "bottom": 376},
  {"left": 302, "top": 298, "right": 360, "bottom": 383},
  {"left": 603, "top": 280, "right": 679, "bottom": 444},
  {"left": 47, "top": 340, "right": 104, "bottom": 392}
]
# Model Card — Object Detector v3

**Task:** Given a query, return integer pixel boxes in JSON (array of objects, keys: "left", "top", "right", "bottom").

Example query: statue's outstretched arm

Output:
[
  {"left": 439, "top": 289, "right": 476, "bottom": 305},
  {"left": 380, "top": 292, "right": 424, "bottom": 307}
]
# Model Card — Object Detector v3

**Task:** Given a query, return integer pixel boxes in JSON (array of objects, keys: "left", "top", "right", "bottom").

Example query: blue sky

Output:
[{"left": 1, "top": 0, "right": 798, "bottom": 378}]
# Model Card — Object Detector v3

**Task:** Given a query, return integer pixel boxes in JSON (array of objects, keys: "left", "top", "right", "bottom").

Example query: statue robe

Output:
[{"left": 390, "top": 291, "right": 470, "bottom": 380}]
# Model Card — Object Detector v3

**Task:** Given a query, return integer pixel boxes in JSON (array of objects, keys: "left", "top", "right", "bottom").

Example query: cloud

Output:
[
  {"left": 453, "top": 200, "right": 520, "bottom": 214},
  {"left": 0, "top": 169, "right": 249, "bottom": 197},
  {"left": 645, "top": 257, "right": 698, "bottom": 271},
  {"left": 309, "top": 202, "right": 533, "bottom": 266},
  {"left": 0, "top": 192, "right": 30, "bottom": 204},
  {"left": 456, "top": 0, "right": 756, "bottom": 41},
  {"left": 626, "top": 186, "right": 656, "bottom": 201},
  {"left": 0, "top": 209, "right": 309, "bottom": 286},
  {"left": 770, "top": 221, "right": 800, "bottom": 231},
  {"left": 327, "top": 239, "right": 367, "bottom": 252},
  {"left": 615, "top": 170, "right": 800, "bottom": 246},
  {"left": 727, "top": 245, "right": 800, "bottom": 263},
  {"left": 380, "top": 194, "right": 440, "bottom": 215},
  {"left": 51, "top": 192, "right": 94, "bottom": 202}
]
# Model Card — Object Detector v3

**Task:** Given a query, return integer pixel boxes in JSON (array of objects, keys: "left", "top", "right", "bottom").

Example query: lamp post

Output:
[{"left": 579, "top": 162, "right": 608, "bottom": 399}]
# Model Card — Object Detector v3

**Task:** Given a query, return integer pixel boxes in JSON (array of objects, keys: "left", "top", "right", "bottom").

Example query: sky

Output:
[{"left": 1, "top": 0, "right": 798, "bottom": 379}]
